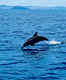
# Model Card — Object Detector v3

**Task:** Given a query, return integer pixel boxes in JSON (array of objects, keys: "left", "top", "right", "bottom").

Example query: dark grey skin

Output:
[{"left": 22, "top": 32, "right": 48, "bottom": 48}]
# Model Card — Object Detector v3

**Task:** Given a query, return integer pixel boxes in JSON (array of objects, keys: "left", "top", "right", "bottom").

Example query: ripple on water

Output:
[{"left": 0, "top": 8, "right": 66, "bottom": 80}]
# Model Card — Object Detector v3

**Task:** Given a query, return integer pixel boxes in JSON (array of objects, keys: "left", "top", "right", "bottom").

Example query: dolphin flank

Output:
[{"left": 22, "top": 32, "right": 48, "bottom": 48}]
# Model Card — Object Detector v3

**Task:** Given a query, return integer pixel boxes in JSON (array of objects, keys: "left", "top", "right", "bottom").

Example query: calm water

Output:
[{"left": 0, "top": 8, "right": 66, "bottom": 80}]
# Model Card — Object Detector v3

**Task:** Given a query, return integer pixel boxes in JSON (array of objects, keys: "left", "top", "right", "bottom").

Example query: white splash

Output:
[{"left": 46, "top": 40, "right": 61, "bottom": 45}]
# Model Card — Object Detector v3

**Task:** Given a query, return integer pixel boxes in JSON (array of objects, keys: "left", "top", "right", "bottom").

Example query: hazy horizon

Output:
[
  {"left": 0, "top": 4, "right": 66, "bottom": 8},
  {"left": 0, "top": 0, "right": 66, "bottom": 7}
]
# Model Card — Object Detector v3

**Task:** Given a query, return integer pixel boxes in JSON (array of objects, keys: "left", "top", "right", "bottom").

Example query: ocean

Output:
[{"left": 0, "top": 7, "right": 66, "bottom": 80}]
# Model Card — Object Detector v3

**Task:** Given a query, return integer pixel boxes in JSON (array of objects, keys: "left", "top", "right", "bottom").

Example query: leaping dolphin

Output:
[{"left": 22, "top": 32, "right": 48, "bottom": 48}]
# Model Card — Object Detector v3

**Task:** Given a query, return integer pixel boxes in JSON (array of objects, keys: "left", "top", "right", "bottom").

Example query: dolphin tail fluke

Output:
[{"left": 43, "top": 36, "right": 48, "bottom": 41}]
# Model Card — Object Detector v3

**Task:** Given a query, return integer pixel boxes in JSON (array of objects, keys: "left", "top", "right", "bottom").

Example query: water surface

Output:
[{"left": 0, "top": 8, "right": 66, "bottom": 80}]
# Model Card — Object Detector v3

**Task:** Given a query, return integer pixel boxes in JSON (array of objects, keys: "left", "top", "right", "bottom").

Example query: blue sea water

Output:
[{"left": 0, "top": 8, "right": 66, "bottom": 80}]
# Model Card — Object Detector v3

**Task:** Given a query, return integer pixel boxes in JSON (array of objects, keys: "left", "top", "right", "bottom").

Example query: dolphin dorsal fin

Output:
[{"left": 33, "top": 32, "right": 38, "bottom": 37}]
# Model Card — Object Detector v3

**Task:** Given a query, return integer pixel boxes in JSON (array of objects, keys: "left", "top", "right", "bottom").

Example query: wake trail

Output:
[{"left": 46, "top": 40, "right": 66, "bottom": 45}]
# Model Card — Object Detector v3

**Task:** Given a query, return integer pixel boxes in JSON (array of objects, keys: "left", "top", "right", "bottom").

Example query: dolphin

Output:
[{"left": 22, "top": 32, "right": 48, "bottom": 48}]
